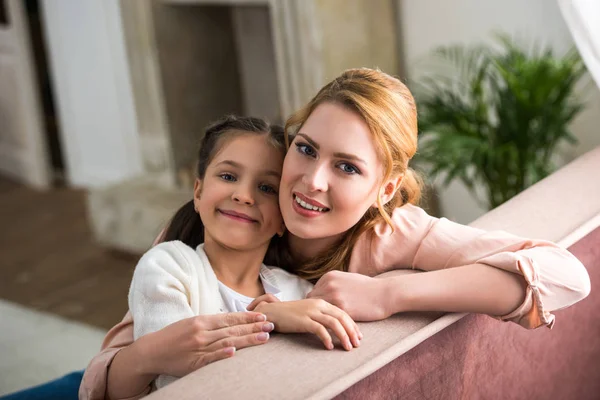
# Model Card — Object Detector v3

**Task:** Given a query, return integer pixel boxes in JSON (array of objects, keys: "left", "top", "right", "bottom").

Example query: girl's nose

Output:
[
  {"left": 302, "top": 163, "right": 328, "bottom": 192},
  {"left": 232, "top": 186, "right": 255, "bottom": 206}
]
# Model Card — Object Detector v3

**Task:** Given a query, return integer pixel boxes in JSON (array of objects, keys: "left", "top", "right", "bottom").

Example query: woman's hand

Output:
[
  {"left": 253, "top": 299, "right": 362, "bottom": 351},
  {"left": 135, "top": 312, "right": 275, "bottom": 377},
  {"left": 307, "top": 270, "right": 391, "bottom": 321}
]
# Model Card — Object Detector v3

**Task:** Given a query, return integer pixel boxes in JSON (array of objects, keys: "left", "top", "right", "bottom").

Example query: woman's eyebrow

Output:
[
  {"left": 296, "top": 133, "right": 367, "bottom": 165},
  {"left": 296, "top": 133, "right": 320, "bottom": 149}
]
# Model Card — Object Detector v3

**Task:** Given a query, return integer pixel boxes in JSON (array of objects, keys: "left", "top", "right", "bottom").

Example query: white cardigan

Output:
[{"left": 128, "top": 241, "right": 313, "bottom": 389}]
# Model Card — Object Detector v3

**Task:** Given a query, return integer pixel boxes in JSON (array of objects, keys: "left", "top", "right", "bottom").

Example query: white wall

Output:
[
  {"left": 41, "top": 0, "right": 142, "bottom": 188},
  {"left": 399, "top": 0, "right": 600, "bottom": 223}
]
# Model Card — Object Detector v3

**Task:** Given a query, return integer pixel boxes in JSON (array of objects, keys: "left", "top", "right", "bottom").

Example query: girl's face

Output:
[
  {"left": 279, "top": 102, "right": 385, "bottom": 243},
  {"left": 194, "top": 133, "right": 285, "bottom": 252}
]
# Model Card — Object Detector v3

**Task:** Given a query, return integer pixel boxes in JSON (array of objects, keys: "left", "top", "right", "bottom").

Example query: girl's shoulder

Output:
[
  {"left": 261, "top": 265, "right": 314, "bottom": 299},
  {"left": 139, "top": 240, "right": 203, "bottom": 273}
]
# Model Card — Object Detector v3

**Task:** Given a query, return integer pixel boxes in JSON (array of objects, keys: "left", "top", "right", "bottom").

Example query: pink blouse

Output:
[{"left": 79, "top": 204, "right": 590, "bottom": 400}]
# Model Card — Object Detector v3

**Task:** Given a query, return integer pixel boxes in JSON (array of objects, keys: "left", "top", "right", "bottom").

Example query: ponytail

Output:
[{"left": 161, "top": 200, "right": 205, "bottom": 249}]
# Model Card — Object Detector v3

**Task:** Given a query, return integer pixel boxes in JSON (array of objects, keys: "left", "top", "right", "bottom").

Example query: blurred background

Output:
[{"left": 0, "top": 0, "right": 598, "bottom": 394}]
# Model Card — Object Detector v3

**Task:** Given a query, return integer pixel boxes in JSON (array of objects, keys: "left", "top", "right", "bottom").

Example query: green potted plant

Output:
[{"left": 414, "top": 35, "right": 588, "bottom": 209}]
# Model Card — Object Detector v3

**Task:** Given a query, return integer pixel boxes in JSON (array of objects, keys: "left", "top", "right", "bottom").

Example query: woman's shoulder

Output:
[{"left": 370, "top": 203, "right": 437, "bottom": 238}]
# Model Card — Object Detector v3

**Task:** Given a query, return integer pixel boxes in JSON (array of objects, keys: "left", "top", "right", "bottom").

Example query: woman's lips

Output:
[
  {"left": 218, "top": 209, "right": 257, "bottom": 223},
  {"left": 291, "top": 193, "right": 330, "bottom": 218},
  {"left": 293, "top": 192, "right": 329, "bottom": 209}
]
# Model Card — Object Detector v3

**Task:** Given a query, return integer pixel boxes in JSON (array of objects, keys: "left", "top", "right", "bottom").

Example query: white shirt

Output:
[{"left": 128, "top": 241, "right": 313, "bottom": 389}]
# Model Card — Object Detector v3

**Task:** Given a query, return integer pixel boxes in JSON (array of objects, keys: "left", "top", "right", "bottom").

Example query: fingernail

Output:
[
  {"left": 257, "top": 332, "right": 270, "bottom": 341},
  {"left": 224, "top": 347, "right": 236, "bottom": 355},
  {"left": 255, "top": 314, "right": 267, "bottom": 322},
  {"left": 327, "top": 342, "right": 334, "bottom": 350},
  {"left": 262, "top": 322, "right": 274, "bottom": 332}
]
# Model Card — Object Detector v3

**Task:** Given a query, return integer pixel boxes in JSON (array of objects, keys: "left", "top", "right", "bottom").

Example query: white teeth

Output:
[{"left": 295, "top": 195, "right": 326, "bottom": 212}]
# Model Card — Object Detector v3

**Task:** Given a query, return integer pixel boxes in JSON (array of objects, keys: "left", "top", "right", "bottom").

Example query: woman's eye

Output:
[
  {"left": 338, "top": 163, "right": 360, "bottom": 175},
  {"left": 219, "top": 173, "right": 236, "bottom": 182},
  {"left": 259, "top": 184, "right": 278, "bottom": 194},
  {"left": 295, "top": 142, "right": 317, "bottom": 158}
]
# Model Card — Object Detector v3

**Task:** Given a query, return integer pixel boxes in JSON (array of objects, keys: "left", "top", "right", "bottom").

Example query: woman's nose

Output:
[{"left": 302, "top": 163, "right": 328, "bottom": 192}]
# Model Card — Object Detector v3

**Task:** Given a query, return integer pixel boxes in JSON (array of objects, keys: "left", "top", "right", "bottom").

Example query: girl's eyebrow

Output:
[
  {"left": 215, "top": 160, "right": 281, "bottom": 178},
  {"left": 296, "top": 133, "right": 367, "bottom": 166}
]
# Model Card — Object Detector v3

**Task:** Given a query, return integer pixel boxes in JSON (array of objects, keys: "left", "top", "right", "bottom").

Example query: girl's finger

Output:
[
  {"left": 204, "top": 321, "right": 274, "bottom": 345},
  {"left": 194, "top": 346, "right": 236, "bottom": 370},
  {"left": 205, "top": 331, "right": 271, "bottom": 353},
  {"left": 247, "top": 294, "right": 280, "bottom": 311},
  {"left": 306, "top": 320, "right": 334, "bottom": 350},
  {"left": 312, "top": 313, "right": 352, "bottom": 351},
  {"left": 198, "top": 312, "right": 267, "bottom": 331},
  {"left": 321, "top": 304, "right": 360, "bottom": 348}
]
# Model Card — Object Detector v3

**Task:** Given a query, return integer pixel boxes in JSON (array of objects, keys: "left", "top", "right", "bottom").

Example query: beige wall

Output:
[
  {"left": 398, "top": 0, "right": 600, "bottom": 223},
  {"left": 314, "top": 0, "right": 400, "bottom": 81}
]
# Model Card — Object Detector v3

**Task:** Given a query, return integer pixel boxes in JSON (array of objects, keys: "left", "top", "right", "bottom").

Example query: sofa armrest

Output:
[{"left": 146, "top": 147, "right": 600, "bottom": 400}]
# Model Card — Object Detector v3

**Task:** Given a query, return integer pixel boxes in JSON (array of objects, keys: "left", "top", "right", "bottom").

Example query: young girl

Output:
[
  {"left": 80, "top": 68, "right": 589, "bottom": 400},
  {"left": 129, "top": 115, "right": 360, "bottom": 390}
]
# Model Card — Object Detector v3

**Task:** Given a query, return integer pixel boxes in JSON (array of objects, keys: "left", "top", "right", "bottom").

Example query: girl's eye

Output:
[
  {"left": 338, "top": 163, "right": 360, "bottom": 175},
  {"left": 295, "top": 142, "right": 317, "bottom": 158},
  {"left": 259, "top": 184, "right": 278, "bottom": 195},
  {"left": 219, "top": 173, "right": 236, "bottom": 182}
]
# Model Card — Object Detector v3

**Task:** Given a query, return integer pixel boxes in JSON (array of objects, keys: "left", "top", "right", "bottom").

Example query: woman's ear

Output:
[
  {"left": 373, "top": 174, "right": 404, "bottom": 207},
  {"left": 193, "top": 178, "right": 203, "bottom": 213}
]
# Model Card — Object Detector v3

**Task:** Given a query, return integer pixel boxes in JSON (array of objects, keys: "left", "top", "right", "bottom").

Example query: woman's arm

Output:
[
  {"left": 308, "top": 264, "right": 527, "bottom": 322},
  {"left": 317, "top": 204, "right": 590, "bottom": 327},
  {"left": 105, "top": 312, "right": 272, "bottom": 400}
]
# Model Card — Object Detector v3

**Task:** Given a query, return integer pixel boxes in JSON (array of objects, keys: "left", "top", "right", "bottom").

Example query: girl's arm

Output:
[{"left": 310, "top": 204, "right": 590, "bottom": 327}]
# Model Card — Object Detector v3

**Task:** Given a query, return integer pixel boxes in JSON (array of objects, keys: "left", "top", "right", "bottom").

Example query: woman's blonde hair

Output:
[{"left": 284, "top": 68, "right": 423, "bottom": 282}]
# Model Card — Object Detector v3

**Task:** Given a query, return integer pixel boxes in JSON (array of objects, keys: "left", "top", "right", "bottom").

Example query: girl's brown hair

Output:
[
  {"left": 284, "top": 68, "right": 423, "bottom": 282},
  {"left": 161, "top": 115, "right": 286, "bottom": 255}
]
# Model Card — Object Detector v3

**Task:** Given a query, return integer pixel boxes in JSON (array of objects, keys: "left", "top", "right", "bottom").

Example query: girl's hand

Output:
[
  {"left": 247, "top": 293, "right": 281, "bottom": 311},
  {"left": 253, "top": 299, "right": 362, "bottom": 351},
  {"left": 137, "top": 312, "right": 275, "bottom": 377},
  {"left": 307, "top": 270, "right": 391, "bottom": 321}
]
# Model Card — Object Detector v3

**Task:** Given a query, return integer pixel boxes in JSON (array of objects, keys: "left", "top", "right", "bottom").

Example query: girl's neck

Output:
[
  {"left": 203, "top": 239, "right": 266, "bottom": 298},
  {"left": 286, "top": 232, "right": 344, "bottom": 262}
]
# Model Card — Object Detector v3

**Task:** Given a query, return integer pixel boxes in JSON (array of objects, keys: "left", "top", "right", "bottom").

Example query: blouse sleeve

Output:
[
  {"left": 349, "top": 204, "right": 591, "bottom": 329},
  {"left": 78, "top": 312, "right": 150, "bottom": 400}
]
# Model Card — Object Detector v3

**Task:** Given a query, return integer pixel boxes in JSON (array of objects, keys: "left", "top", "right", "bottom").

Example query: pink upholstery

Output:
[{"left": 337, "top": 227, "right": 600, "bottom": 400}]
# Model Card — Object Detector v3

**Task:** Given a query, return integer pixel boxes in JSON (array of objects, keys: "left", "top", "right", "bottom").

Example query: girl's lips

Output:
[{"left": 218, "top": 209, "right": 256, "bottom": 223}]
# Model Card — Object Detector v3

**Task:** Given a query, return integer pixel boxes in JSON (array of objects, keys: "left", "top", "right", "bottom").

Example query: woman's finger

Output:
[
  {"left": 203, "top": 320, "right": 274, "bottom": 345},
  {"left": 193, "top": 346, "right": 236, "bottom": 370},
  {"left": 197, "top": 312, "right": 267, "bottom": 331},
  {"left": 312, "top": 313, "right": 353, "bottom": 351},
  {"left": 205, "top": 331, "right": 271, "bottom": 353}
]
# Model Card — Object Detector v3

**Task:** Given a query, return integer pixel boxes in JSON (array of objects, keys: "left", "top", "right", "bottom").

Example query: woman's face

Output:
[{"left": 279, "top": 102, "right": 385, "bottom": 242}]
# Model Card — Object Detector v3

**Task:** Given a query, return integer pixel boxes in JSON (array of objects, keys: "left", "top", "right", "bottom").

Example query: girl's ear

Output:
[
  {"left": 193, "top": 178, "right": 203, "bottom": 213},
  {"left": 373, "top": 174, "right": 403, "bottom": 208},
  {"left": 276, "top": 222, "right": 286, "bottom": 237}
]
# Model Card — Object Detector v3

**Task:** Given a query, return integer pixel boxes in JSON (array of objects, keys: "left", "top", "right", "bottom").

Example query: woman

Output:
[{"left": 5, "top": 67, "right": 575, "bottom": 400}]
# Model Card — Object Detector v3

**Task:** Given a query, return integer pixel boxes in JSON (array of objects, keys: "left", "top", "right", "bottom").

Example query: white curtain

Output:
[{"left": 558, "top": 0, "right": 600, "bottom": 89}]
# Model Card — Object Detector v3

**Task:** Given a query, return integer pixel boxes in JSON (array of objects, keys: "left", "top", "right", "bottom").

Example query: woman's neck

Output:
[
  {"left": 286, "top": 232, "right": 344, "bottom": 262},
  {"left": 203, "top": 238, "right": 266, "bottom": 298}
]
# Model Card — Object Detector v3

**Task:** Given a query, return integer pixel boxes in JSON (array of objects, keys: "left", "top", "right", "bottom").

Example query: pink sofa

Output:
[{"left": 146, "top": 147, "right": 600, "bottom": 400}]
